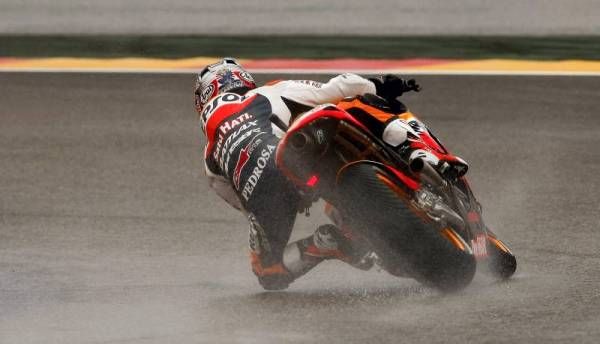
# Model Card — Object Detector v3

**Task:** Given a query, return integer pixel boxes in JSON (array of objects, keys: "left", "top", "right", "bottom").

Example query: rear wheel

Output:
[{"left": 336, "top": 162, "right": 476, "bottom": 292}]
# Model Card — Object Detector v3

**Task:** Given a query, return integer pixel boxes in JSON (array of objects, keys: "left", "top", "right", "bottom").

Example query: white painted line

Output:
[{"left": 1, "top": 67, "right": 600, "bottom": 76}]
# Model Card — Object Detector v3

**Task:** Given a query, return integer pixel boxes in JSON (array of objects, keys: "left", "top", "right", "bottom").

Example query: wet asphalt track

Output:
[{"left": 1, "top": 72, "right": 599, "bottom": 343}]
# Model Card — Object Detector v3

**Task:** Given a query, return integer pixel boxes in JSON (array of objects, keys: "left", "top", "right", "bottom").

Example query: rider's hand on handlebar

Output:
[
  {"left": 370, "top": 74, "right": 421, "bottom": 101},
  {"left": 404, "top": 78, "right": 421, "bottom": 93}
]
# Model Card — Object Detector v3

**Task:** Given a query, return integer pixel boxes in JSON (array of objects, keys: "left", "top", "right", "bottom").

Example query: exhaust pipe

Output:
[
  {"left": 409, "top": 157, "right": 446, "bottom": 187},
  {"left": 289, "top": 131, "right": 312, "bottom": 150}
]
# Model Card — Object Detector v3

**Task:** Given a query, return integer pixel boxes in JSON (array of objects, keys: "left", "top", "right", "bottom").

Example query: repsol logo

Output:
[
  {"left": 201, "top": 93, "right": 248, "bottom": 127},
  {"left": 241, "top": 144, "right": 276, "bottom": 201}
]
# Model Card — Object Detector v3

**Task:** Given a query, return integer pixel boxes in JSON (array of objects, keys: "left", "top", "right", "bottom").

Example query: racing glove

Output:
[{"left": 369, "top": 75, "right": 421, "bottom": 102}]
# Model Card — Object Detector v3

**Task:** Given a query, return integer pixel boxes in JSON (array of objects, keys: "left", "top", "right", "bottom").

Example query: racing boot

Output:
[
  {"left": 282, "top": 224, "right": 374, "bottom": 280},
  {"left": 248, "top": 216, "right": 294, "bottom": 291}
]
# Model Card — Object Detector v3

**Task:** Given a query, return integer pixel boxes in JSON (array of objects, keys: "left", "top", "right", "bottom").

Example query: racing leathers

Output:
[{"left": 201, "top": 74, "right": 378, "bottom": 290}]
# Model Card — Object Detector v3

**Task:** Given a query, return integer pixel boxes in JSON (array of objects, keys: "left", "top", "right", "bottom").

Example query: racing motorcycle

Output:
[{"left": 274, "top": 95, "right": 517, "bottom": 292}]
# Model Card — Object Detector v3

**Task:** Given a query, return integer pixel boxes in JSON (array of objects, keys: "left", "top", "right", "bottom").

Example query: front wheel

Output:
[{"left": 335, "top": 162, "right": 476, "bottom": 292}]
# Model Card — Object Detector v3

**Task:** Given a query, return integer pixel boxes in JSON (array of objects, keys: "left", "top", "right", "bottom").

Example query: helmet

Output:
[{"left": 194, "top": 57, "right": 256, "bottom": 113}]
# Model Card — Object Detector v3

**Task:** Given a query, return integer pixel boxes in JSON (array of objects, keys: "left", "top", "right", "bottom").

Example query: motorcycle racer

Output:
[{"left": 195, "top": 58, "right": 421, "bottom": 290}]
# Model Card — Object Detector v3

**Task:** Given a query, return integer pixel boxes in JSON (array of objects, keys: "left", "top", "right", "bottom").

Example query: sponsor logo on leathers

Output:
[
  {"left": 214, "top": 113, "right": 256, "bottom": 170},
  {"left": 241, "top": 144, "right": 276, "bottom": 201},
  {"left": 248, "top": 213, "right": 271, "bottom": 254},
  {"left": 293, "top": 80, "right": 323, "bottom": 88},
  {"left": 201, "top": 93, "right": 248, "bottom": 130},
  {"left": 219, "top": 113, "right": 252, "bottom": 135},
  {"left": 220, "top": 127, "right": 263, "bottom": 174},
  {"left": 213, "top": 120, "right": 257, "bottom": 162},
  {"left": 233, "top": 136, "right": 263, "bottom": 190}
]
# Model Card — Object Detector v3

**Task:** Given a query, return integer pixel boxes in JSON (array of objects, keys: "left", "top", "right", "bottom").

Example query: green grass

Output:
[{"left": 1, "top": 35, "right": 599, "bottom": 60}]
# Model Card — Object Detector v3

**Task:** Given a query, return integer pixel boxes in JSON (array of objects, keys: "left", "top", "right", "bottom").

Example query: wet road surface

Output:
[{"left": 1, "top": 73, "right": 599, "bottom": 343}]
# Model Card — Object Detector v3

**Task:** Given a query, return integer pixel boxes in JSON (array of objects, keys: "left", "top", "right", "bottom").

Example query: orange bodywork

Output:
[
  {"left": 440, "top": 227, "right": 467, "bottom": 251},
  {"left": 376, "top": 172, "right": 409, "bottom": 198},
  {"left": 487, "top": 235, "right": 512, "bottom": 254},
  {"left": 337, "top": 98, "right": 420, "bottom": 124},
  {"left": 265, "top": 79, "right": 283, "bottom": 86}
]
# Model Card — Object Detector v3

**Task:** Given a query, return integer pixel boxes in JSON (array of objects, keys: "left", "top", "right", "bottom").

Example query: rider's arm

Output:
[
  {"left": 280, "top": 73, "right": 377, "bottom": 106},
  {"left": 254, "top": 73, "right": 376, "bottom": 129}
]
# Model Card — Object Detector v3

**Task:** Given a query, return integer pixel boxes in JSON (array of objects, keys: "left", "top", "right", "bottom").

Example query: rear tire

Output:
[{"left": 336, "top": 162, "right": 476, "bottom": 292}]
